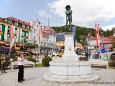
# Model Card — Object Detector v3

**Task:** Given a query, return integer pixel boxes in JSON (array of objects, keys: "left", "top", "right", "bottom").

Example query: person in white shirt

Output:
[{"left": 18, "top": 53, "right": 25, "bottom": 82}]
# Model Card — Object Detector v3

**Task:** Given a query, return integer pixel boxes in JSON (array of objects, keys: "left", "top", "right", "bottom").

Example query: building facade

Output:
[
  {"left": 88, "top": 36, "right": 115, "bottom": 49},
  {"left": 0, "top": 17, "right": 31, "bottom": 45},
  {"left": 30, "top": 19, "right": 56, "bottom": 55},
  {"left": 29, "top": 19, "right": 41, "bottom": 44},
  {"left": 41, "top": 25, "right": 56, "bottom": 55},
  {"left": 56, "top": 33, "right": 83, "bottom": 51}
]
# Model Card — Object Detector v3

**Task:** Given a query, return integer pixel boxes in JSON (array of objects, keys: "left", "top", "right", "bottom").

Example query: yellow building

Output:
[
  {"left": 75, "top": 42, "right": 83, "bottom": 50},
  {"left": 0, "top": 17, "right": 31, "bottom": 49},
  {"left": 56, "top": 41, "right": 83, "bottom": 50},
  {"left": 56, "top": 41, "right": 64, "bottom": 49}
]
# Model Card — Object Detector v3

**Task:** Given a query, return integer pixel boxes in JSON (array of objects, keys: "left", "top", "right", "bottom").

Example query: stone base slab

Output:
[{"left": 43, "top": 72, "right": 99, "bottom": 83}]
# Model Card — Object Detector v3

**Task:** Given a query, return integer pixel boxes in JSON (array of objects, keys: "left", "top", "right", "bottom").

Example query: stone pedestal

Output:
[
  {"left": 62, "top": 32, "right": 79, "bottom": 62},
  {"left": 43, "top": 32, "right": 99, "bottom": 82}
]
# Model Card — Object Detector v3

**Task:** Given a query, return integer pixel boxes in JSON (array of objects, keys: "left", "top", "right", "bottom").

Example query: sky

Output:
[{"left": 0, "top": 0, "right": 115, "bottom": 31}]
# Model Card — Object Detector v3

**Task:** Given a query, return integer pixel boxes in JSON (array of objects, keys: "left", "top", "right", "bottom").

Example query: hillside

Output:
[{"left": 52, "top": 25, "right": 114, "bottom": 45}]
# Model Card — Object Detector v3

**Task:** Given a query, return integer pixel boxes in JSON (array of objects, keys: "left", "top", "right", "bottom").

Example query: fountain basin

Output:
[{"left": 49, "top": 61, "right": 91, "bottom": 79}]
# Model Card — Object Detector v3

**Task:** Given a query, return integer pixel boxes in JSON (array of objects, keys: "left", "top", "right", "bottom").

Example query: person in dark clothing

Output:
[
  {"left": 85, "top": 45, "right": 89, "bottom": 58},
  {"left": 18, "top": 54, "right": 25, "bottom": 82},
  {"left": 0, "top": 54, "right": 7, "bottom": 74}
]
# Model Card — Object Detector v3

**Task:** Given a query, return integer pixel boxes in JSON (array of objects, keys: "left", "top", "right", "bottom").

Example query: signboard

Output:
[
  {"left": 72, "top": 26, "right": 76, "bottom": 35},
  {"left": 72, "top": 26, "right": 76, "bottom": 47}
]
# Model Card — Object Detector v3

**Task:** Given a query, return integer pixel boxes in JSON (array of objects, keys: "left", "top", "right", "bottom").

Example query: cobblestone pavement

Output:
[{"left": 0, "top": 67, "right": 115, "bottom": 86}]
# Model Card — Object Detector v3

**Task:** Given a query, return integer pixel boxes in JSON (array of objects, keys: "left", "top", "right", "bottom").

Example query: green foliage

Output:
[
  {"left": 61, "top": 45, "right": 65, "bottom": 49},
  {"left": 108, "top": 54, "right": 115, "bottom": 67},
  {"left": 79, "top": 57, "right": 88, "bottom": 61},
  {"left": 12, "top": 57, "right": 17, "bottom": 62},
  {"left": 5, "top": 57, "right": 11, "bottom": 66},
  {"left": 10, "top": 53, "right": 17, "bottom": 62},
  {"left": 27, "top": 53, "right": 36, "bottom": 63},
  {"left": 52, "top": 25, "right": 114, "bottom": 45},
  {"left": 42, "top": 57, "right": 52, "bottom": 67},
  {"left": 35, "top": 63, "right": 44, "bottom": 67}
]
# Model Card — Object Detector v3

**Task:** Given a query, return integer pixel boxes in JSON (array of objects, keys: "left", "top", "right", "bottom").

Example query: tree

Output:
[{"left": 61, "top": 45, "right": 65, "bottom": 49}]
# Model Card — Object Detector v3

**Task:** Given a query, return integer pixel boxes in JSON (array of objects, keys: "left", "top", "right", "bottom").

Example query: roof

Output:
[
  {"left": 89, "top": 36, "right": 115, "bottom": 40},
  {"left": 44, "top": 25, "right": 56, "bottom": 36},
  {"left": 0, "top": 17, "right": 3, "bottom": 21},
  {"left": 89, "top": 36, "right": 115, "bottom": 44},
  {"left": 6, "top": 17, "right": 30, "bottom": 26}
]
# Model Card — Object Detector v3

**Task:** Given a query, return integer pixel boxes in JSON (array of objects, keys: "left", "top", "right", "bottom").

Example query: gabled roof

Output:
[
  {"left": 44, "top": 25, "right": 56, "bottom": 36},
  {"left": 6, "top": 17, "right": 30, "bottom": 26},
  {"left": 31, "top": 19, "right": 40, "bottom": 27}
]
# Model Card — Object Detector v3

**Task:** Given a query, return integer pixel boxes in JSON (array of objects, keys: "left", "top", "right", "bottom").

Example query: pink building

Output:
[{"left": 88, "top": 36, "right": 115, "bottom": 48}]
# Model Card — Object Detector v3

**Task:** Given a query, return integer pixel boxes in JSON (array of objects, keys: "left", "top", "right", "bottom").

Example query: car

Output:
[
  {"left": 97, "top": 48, "right": 107, "bottom": 53},
  {"left": 81, "top": 51, "right": 85, "bottom": 55},
  {"left": 77, "top": 51, "right": 85, "bottom": 55}
]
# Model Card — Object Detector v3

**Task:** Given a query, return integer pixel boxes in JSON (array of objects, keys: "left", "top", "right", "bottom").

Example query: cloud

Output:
[
  {"left": 38, "top": 10, "right": 52, "bottom": 19},
  {"left": 102, "top": 25, "right": 115, "bottom": 31},
  {"left": 48, "top": 0, "right": 115, "bottom": 27},
  {"left": 38, "top": 10, "right": 47, "bottom": 17}
]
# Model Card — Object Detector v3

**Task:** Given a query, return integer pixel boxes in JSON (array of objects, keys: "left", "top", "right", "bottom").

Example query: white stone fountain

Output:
[{"left": 43, "top": 32, "right": 99, "bottom": 83}]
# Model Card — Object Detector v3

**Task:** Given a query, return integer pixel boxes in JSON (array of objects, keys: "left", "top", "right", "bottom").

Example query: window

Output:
[
  {"left": 0, "top": 35, "right": 1, "bottom": 40},
  {"left": 5, "top": 19, "right": 7, "bottom": 22},
  {"left": 15, "top": 22, "right": 18, "bottom": 25},
  {"left": 22, "top": 32, "right": 24, "bottom": 37},
  {"left": 8, "top": 20, "right": 12, "bottom": 24},
  {"left": 22, "top": 24, "right": 25, "bottom": 28},
  {"left": 15, "top": 30, "right": 18, "bottom": 34},
  {"left": 6, "top": 35, "right": 9, "bottom": 42},
  {"left": 18, "top": 23, "right": 22, "bottom": 27},
  {"left": 7, "top": 29, "right": 9, "bottom": 35},
  {"left": 0, "top": 25, "right": 2, "bottom": 31},
  {"left": 26, "top": 33, "right": 28, "bottom": 37},
  {"left": 27, "top": 26, "right": 29, "bottom": 29}
]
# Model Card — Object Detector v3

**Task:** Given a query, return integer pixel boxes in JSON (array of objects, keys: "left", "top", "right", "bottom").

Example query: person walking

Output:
[
  {"left": 0, "top": 54, "right": 7, "bottom": 74},
  {"left": 85, "top": 45, "right": 89, "bottom": 58},
  {"left": 18, "top": 53, "right": 25, "bottom": 82}
]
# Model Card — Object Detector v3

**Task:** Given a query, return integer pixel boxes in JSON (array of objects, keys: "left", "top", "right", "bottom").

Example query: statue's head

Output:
[{"left": 65, "top": 5, "right": 71, "bottom": 10}]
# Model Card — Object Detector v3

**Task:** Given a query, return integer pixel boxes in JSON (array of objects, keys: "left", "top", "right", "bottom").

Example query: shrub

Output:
[
  {"left": 5, "top": 57, "right": 11, "bottom": 67},
  {"left": 79, "top": 57, "right": 88, "bottom": 61},
  {"left": 12, "top": 56, "right": 18, "bottom": 62},
  {"left": 108, "top": 53, "right": 115, "bottom": 67},
  {"left": 108, "top": 62, "right": 115, "bottom": 67},
  {"left": 28, "top": 53, "right": 36, "bottom": 63},
  {"left": 11, "top": 53, "right": 17, "bottom": 62},
  {"left": 42, "top": 57, "right": 52, "bottom": 67}
]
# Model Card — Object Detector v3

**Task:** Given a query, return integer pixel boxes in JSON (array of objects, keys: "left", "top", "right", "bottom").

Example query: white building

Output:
[
  {"left": 30, "top": 19, "right": 56, "bottom": 55},
  {"left": 30, "top": 19, "right": 41, "bottom": 44},
  {"left": 0, "top": 17, "right": 31, "bottom": 44}
]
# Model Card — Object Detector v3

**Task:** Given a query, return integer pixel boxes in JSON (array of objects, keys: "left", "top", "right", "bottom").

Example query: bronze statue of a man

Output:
[{"left": 65, "top": 5, "right": 72, "bottom": 29}]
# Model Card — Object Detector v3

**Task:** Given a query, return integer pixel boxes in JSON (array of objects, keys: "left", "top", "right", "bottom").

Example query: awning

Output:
[{"left": 0, "top": 41, "right": 6, "bottom": 44}]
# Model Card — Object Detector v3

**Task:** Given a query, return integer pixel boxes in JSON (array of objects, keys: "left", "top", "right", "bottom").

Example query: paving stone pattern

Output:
[{"left": 0, "top": 67, "right": 115, "bottom": 86}]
